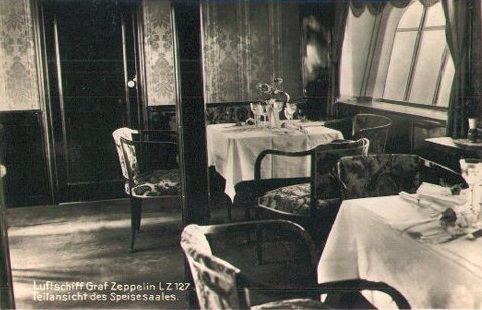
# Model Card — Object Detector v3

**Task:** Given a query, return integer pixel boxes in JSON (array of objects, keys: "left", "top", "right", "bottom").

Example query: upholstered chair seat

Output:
[
  {"left": 258, "top": 183, "right": 341, "bottom": 216},
  {"left": 127, "top": 169, "right": 181, "bottom": 197}
]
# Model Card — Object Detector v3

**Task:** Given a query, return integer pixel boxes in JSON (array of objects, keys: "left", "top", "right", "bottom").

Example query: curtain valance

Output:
[
  {"left": 350, "top": 0, "right": 439, "bottom": 17},
  {"left": 345, "top": 0, "right": 476, "bottom": 137}
]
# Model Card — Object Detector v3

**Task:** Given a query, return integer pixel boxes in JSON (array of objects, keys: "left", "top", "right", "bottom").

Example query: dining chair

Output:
[
  {"left": 336, "top": 154, "right": 468, "bottom": 200},
  {"left": 112, "top": 128, "right": 181, "bottom": 252},
  {"left": 252, "top": 138, "right": 369, "bottom": 247},
  {"left": 180, "top": 220, "right": 411, "bottom": 309},
  {"left": 323, "top": 113, "right": 392, "bottom": 153}
]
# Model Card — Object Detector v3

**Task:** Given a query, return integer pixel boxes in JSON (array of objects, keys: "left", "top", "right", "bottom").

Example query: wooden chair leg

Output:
[
  {"left": 227, "top": 200, "right": 232, "bottom": 221},
  {"left": 130, "top": 196, "right": 142, "bottom": 252},
  {"left": 232, "top": 182, "right": 255, "bottom": 221},
  {"left": 244, "top": 200, "right": 254, "bottom": 221},
  {"left": 255, "top": 225, "right": 263, "bottom": 265}
]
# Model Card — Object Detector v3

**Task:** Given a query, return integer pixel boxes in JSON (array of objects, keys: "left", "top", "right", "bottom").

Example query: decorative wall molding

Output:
[{"left": 0, "top": 0, "right": 40, "bottom": 111}]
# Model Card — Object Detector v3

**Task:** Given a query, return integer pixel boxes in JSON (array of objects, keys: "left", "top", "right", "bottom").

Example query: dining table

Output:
[
  {"left": 206, "top": 121, "right": 344, "bottom": 200},
  {"left": 317, "top": 194, "right": 482, "bottom": 309}
]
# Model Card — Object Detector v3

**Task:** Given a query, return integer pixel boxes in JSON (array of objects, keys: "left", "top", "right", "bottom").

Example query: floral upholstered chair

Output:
[
  {"left": 113, "top": 128, "right": 180, "bottom": 251},
  {"left": 254, "top": 138, "right": 369, "bottom": 246},
  {"left": 180, "top": 220, "right": 411, "bottom": 309},
  {"left": 337, "top": 154, "right": 467, "bottom": 200}
]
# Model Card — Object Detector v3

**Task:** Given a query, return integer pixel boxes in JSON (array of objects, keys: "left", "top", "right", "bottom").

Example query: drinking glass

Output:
[
  {"left": 284, "top": 102, "right": 298, "bottom": 121},
  {"left": 459, "top": 158, "right": 481, "bottom": 224},
  {"left": 250, "top": 102, "right": 260, "bottom": 126},
  {"left": 250, "top": 102, "right": 267, "bottom": 127}
]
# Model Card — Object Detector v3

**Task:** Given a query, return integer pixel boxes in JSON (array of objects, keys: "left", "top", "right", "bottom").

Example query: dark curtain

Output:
[
  {"left": 327, "top": 1, "right": 349, "bottom": 118},
  {"left": 442, "top": 0, "right": 471, "bottom": 138}
]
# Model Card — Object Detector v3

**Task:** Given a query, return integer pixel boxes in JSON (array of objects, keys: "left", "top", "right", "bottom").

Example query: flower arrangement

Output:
[
  {"left": 251, "top": 77, "right": 293, "bottom": 128},
  {"left": 256, "top": 77, "right": 290, "bottom": 104}
]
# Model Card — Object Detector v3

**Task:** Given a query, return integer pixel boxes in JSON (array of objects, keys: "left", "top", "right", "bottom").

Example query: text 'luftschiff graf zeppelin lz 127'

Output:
[{"left": 32, "top": 280, "right": 191, "bottom": 303}]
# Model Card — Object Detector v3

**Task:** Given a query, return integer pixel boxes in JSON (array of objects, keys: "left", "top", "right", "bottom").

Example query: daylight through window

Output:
[{"left": 383, "top": 1, "right": 453, "bottom": 108}]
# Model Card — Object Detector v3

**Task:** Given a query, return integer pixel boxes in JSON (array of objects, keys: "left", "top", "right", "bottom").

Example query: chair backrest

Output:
[
  {"left": 181, "top": 243, "right": 247, "bottom": 310},
  {"left": 312, "top": 138, "right": 369, "bottom": 201},
  {"left": 352, "top": 114, "right": 392, "bottom": 154},
  {"left": 181, "top": 220, "right": 320, "bottom": 307},
  {"left": 337, "top": 154, "right": 423, "bottom": 199},
  {"left": 112, "top": 127, "right": 138, "bottom": 179},
  {"left": 337, "top": 154, "right": 467, "bottom": 200},
  {"left": 119, "top": 134, "right": 179, "bottom": 185},
  {"left": 181, "top": 224, "right": 249, "bottom": 310}
]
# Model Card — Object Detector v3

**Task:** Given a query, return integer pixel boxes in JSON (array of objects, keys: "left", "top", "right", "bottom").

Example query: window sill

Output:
[{"left": 338, "top": 98, "right": 447, "bottom": 123}]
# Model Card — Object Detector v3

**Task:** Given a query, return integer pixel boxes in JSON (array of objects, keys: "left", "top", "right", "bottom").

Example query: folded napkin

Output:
[
  {"left": 395, "top": 184, "right": 471, "bottom": 243},
  {"left": 416, "top": 182, "right": 453, "bottom": 196},
  {"left": 415, "top": 182, "right": 467, "bottom": 211}
]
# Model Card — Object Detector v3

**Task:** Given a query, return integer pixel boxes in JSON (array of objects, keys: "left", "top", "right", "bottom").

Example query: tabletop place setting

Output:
[{"left": 395, "top": 159, "right": 482, "bottom": 244}]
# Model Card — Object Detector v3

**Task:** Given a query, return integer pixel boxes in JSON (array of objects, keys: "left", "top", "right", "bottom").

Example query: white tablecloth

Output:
[
  {"left": 206, "top": 121, "right": 343, "bottom": 199},
  {"left": 317, "top": 195, "right": 482, "bottom": 309}
]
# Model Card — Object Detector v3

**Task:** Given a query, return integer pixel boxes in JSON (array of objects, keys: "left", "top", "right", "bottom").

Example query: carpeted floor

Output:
[{"left": 5, "top": 195, "right": 238, "bottom": 309}]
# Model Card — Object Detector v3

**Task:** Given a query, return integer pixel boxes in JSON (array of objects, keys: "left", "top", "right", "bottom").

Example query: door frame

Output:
[{"left": 33, "top": 0, "right": 147, "bottom": 204}]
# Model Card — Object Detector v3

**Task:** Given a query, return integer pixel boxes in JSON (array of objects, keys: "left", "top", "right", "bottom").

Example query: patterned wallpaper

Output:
[
  {"left": 0, "top": 0, "right": 302, "bottom": 110},
  {"left": 0, "top": 0, "right": 40, "bottom": 111},
  {"left": 0, "top": 0, "right": 176, "bottom": 110},
  {"left": 143, "top": 1, "right": 177, "bottom": 106},
  {"left": 201, "top": 1, "right": 303, "bottom": 103}
]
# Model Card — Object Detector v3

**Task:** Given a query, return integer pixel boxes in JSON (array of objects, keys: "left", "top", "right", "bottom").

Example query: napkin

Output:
[
  {"left": 415, "top": 182, "right": 467, "bottom": 211},
  {"left": 416, "top": 182, "right": 453, "bottom": 196}
]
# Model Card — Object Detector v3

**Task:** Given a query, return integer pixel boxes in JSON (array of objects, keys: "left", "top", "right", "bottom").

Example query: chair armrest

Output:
[
  {"left": 240, "top": 278, "right": 410, "bottom": 309},
  {"left": 318, "top": 279, "right": 411, "bottom": 309},
  {"left": 254, "top": 148, "right": 313, "bottom": 184},
  {"left": 419, "top": 157, "right": 468, "bottom": 190}
]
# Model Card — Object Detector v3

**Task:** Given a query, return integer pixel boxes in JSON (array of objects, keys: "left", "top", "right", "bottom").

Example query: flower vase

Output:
[
  {"left": 267, "top": 99, "right": 283, "bottom": 128},
  {"left": 468, "top": 118, "right": 479, "bottom": 143}
]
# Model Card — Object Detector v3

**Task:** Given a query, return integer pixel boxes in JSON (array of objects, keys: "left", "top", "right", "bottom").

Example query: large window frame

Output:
[
  {"left": 381, "top": 1, "right": 452, "bottom": 109},
  {"left": 340, "top": 0, "right": 453, "bottom": 115}
]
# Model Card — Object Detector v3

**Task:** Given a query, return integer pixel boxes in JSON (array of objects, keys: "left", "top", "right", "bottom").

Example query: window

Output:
[{"left": 383, "top": 1, "right": 453, "bottom": 108}]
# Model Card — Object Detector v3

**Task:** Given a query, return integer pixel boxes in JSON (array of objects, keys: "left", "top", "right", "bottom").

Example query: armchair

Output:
[
  {"left": 253, "top": 139, "right": 369, "bottom": 247},
  {"left": 180, "top": 220, "right": 411, "bottom": 309},
  {"left": 113, "top": 128, "right": 181, "bottom": 251}
]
